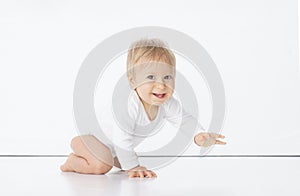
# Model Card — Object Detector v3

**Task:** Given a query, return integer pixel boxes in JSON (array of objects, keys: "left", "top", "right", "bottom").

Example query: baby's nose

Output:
[{"left": 155, "top": 81, "right": 166, "bottom": 89}]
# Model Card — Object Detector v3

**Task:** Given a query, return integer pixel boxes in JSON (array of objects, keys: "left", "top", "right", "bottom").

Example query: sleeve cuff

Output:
[
  {"left": 114, "top": 146, "right": 140, "bottom": 170},
  {"left": 121, "top": 160, "right": 140, "bottom": 171}
]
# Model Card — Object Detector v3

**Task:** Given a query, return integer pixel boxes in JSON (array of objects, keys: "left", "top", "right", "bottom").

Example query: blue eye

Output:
[
  {"left": 164, "top": 75, "right": 172, "bottom": 80},
  {"left": 147, "top": 75, "right": 155, "bottom": 80}
]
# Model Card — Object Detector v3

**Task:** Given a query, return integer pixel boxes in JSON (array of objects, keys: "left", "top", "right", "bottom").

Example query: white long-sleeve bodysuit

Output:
[{"left": 95, "top": 90, "right": 204, "bottom": 170}]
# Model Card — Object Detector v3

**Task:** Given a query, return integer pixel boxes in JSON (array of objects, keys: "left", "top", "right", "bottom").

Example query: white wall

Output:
[{"left": 0, "top": 0, "right": 299, "bottom": 155}]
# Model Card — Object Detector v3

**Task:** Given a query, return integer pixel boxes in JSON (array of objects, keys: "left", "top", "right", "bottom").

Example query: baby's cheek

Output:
[
  {"left": 139, "top": 82, "right": 153, "bottom": 89},
  {"left": 166, "top": 82, "right": 175, "bottom": 91}
]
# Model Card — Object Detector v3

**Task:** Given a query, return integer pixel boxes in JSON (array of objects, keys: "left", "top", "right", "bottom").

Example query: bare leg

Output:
[{"left": 60, "top": 135, "right": 115, "bottom": 174}]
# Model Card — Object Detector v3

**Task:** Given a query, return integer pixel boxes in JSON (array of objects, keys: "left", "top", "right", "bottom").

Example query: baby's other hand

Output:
[
  {"left": 194, "top": 132, "right": 227, "bottom": 147},
  {"left": 126, "top": 165, "right": 157, "bottom": 178}
]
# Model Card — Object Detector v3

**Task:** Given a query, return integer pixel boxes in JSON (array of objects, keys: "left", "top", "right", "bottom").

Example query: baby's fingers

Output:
[
  {"left": 128, "top": 171, "right": 142, "bottom": 178},
  {"left": 152, "top": 171, "right": 157, "bottom": 178},
  {"left": 145, "top": 171, "right": 153, "bottom": 178},
  {"left": 128, "top": 171, "right": 137, "bottom": 178},
  {"left": 146, "top": 171, "right": 157, "bottom": 178},
  {"left": 215, "top": 140, "right": 227, "bottom": 145},
  {"left": 138, "top": 171, "right": 144, "bottom": 178},
  {"left": 217, "top": 134, "right": 225, "bottom": 139},
  {"left": 209, "top": 133, "right": 225, "bottom": 139}
]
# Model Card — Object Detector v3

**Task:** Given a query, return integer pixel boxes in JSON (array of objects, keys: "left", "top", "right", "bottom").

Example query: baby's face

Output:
[{"left": 129, "top": 62, "right": 175, "bottom": 106}]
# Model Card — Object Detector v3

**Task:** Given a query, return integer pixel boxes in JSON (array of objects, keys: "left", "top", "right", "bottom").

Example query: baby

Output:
[{"left": 60, "top": 38, "right": 226, "bottom": 178}]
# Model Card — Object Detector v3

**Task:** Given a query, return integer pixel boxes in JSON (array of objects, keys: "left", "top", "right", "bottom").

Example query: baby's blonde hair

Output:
[{"left": 126, "top": 38, "right": 176, "bottom": 78}]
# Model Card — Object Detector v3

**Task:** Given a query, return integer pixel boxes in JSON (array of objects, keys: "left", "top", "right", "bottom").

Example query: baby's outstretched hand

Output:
[
  {"left": 126, "top": 165, "right": 157, "bottom": 178},
  {"left": 194, "top": 132, "right": 227, "bottom": 147}
]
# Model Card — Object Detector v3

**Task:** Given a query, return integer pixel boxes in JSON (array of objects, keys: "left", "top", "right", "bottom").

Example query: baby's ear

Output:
[{"left": 128, "top": 75, "right": 136, "bottom": 89}]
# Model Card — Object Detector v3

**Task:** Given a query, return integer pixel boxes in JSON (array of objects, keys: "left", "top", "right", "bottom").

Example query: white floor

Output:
[{"left": 0, "top": 157, "right": 299, "bottom": 196}]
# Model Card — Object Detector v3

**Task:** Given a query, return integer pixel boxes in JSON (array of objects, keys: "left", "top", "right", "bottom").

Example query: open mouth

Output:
[{"left": 152, "top": 93, "right": 166, "bottom": 99}]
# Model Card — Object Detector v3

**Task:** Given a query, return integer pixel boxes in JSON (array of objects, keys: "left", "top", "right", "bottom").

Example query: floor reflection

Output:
[{"left": 60, "top": 168, "right": 157, "bottom": 196}]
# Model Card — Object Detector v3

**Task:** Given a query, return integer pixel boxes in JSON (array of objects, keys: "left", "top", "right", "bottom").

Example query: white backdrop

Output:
[{"left": 0, "top": 0, "right": 299, "bottom": 155}]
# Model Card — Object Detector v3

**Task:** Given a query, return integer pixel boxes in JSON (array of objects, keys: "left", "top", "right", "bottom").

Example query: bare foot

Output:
[{"left": 60, "top": 153, "right": 75, "bottom": 172}]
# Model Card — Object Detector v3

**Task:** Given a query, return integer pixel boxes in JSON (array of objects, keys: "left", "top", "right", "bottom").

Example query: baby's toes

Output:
[
  {"left": 60, "top": 164, "right": 72, "bottom": 172},
  {"left": 60, "top": 157, "right": 75, "bottom": 172}
]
